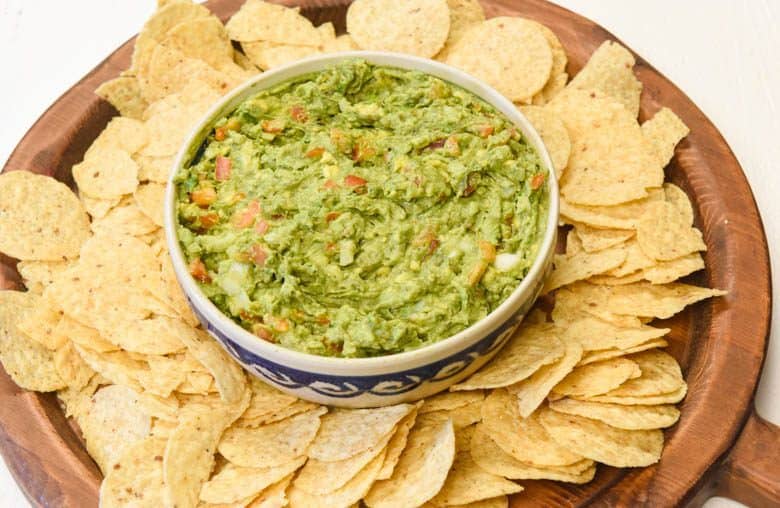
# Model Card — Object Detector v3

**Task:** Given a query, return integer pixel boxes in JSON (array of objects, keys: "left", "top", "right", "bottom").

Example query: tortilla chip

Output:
[
  {"left": 0, "top": 171, "right": 90, "bottom": 261},
  {"left": 573, "top": 223, "right": 634, "bottom": 253},
  {"left": 539, "top": 406, "right": 664, "bottom": 467},
  {"left": 555, "top": 281, "right": 725, "bottom": 320},
  {"left": 141, "top": 44, "right": 238, "bottom": 103},
  {"left": 80, "top": 384, "right": 153, "bottom": 473},
  {"left": 586, "top": 349, "right": 684, "bottom": 398},
  {"left": 364, "top": 417, "right": 455, "bottom": 508},
  {"left": 451, "top": 323, "right": 564, "bottom": 391},
  {"left": 518, "top": 105, "right": 571, "bottom": 177},
  {"left": 163, "top": 390, "right": 250, "bottom": 508},
  {"left": 17, "top": 259, "right": 69, "bottom": 294},
  {"left": 376, "top": 408, "right": 419, "bottom": 480},
  {"left": 507, "top": 340, "right": 582, "bottom": 417},
  {"left": 308, "top": 403, "right": 414, "bottom": 461},
  {"left": 549, "top": 398, "right": 680, "bottom": 430},
  {"left": 99, "top": 437, "right": 167, "bottom": 508},
  {"left": 131, "top": 0, "right": 211, "bottom": 75},
  {"left": 578, "top": 338, "right": 670, "bottom": 366},
  {"left": 238, "top": 399, "right": 320, "bottom": 427},
  {"left": 199, "top": 458, "right": 305, "bottom": 504},
  {"left": 428, "top": 450, "right": 523, "bottom": 506},
  {"left": 226, "top": 0, "right": 322, "bottom": 45},
  {"left": 96, "top": 76, "right": 149, "bottom": 119},
  {"left": 421, "top": 391, "right": 485, "bottom": 412},
  {"left": 529, "top": 22, "right": 568, "bottom": 105},
  {"left": 429, "top": 400, "right": 484, "bottom": 430},
  {"left": 637, "top": 201, "right": 706, "bottom": 261},
  {"left": 241, "top": 41, "right": 322, "bottom": 71},
  {"left": 565, "top": 41, "right": 642, "bottom": 118},
  {"left": 16, "top": 295, "right": 65, "bottom": 350},
  {"left": 240, "top": 376, "right": 298, "bottom": 420},
  {"left": 87, "top": 117, "right": 148, "bottom": 158},
  {"left": 446, "top": 17, "right": 552, "bottom": 102},
  {"left": 480, "top": 390, "right": 583, "bottom": 466},
  {"left": 643, "top": 252, "right": 704, "bottom": 284},
  {"left": 642, "top": 108, "right": 690, "bottom": 167},
  {"left": 470, "top": 425, "right": 595, "bottom": 483},
  {"left": 435, "top": 0, "right": 485, "bottom": 61},
  {"left": 559, "top": 188, "right": 665, "bottom": 230},
  {"left": 54, "top": 342, "right": 95, "bottom": 390},
  {"left": 581, "top": 382, "right": 687, "bottom": 405},
  {"left": 544, "top": 246, "right": 627, "bottom": 293},
  {"left": 136, "top": 154, "right": 174, "bottom": 184},
  {"left": 218, "top": 407, "right": 326, "bottom": 468},
  {"left": 347, "top": 0, "right": 450, "bottom": 58},
  {"left": 245, "top": 474, "right": 293, "bottom": 508},
  {"left": 0, "top": 290, "right": 65, "bottom": 391},
  {"left": 133, "top": 182, "right": 166, "bottom": 227},
  {"left": 663, "top": 183, "right": 695, "bottom": 225},
  {"left": 549, "top": 89, "right": 662, "bottom": 206},
  {"left": 294, "top": 427, "right": 393, "bottom": 494},
  {"left": 91, "top": 199, "right": 159, "bottom": 237},
  {"left": 176, "top": 329, "right": 247, "bottom": 404},
  {"left": 553, "top": 358, "right": 641, "bottom": 398},
  {"left": 559, "top": 315, "right": 669, "bottom": 352},
  {"left": 289, "top": 447, "right": 387, "bottom": 508}
]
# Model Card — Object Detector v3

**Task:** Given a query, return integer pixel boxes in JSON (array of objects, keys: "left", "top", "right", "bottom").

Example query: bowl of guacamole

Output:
[{"left": 165, "top": 53, "right": 558, "bottom": 407}]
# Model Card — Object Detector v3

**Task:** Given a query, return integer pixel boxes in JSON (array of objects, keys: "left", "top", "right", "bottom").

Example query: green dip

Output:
[{"left": 175, "top": 60, "right": 548, "bottom": 358}]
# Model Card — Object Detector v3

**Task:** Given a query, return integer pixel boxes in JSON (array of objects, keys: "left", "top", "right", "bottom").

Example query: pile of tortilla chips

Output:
[{"left": 0, "top": 1, "right": 725, "bottom": 507}]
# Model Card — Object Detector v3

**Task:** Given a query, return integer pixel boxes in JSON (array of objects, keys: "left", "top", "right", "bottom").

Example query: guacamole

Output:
[{"left": 175, "top": 60, "right": 548, "bottom": 358}]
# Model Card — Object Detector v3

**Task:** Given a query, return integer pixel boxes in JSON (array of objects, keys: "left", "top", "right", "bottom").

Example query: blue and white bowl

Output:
[{"left": 165, "top": 52, "right": 559, "bottom": 408}]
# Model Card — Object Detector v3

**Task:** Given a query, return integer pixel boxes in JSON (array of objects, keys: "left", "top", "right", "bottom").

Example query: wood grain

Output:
[{"left": 0, "top": 1, "right": 774, "bottom": 507}]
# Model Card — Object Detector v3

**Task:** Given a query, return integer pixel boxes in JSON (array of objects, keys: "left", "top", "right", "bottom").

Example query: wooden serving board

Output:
[{"left": 0, "top": 1, "right": 777, "bottom": 507}]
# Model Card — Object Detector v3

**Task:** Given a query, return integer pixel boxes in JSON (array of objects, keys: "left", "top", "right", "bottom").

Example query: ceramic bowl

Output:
[{"left": 165, "top": 51, "right": 559, "bottom": 408}]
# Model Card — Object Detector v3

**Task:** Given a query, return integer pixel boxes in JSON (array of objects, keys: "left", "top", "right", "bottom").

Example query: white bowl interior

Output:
[{"left": 164, "top": 51, "right": 560, "bottom": 376}]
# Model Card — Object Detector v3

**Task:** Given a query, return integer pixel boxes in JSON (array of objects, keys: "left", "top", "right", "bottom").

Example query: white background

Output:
[{"left": 0, "top": 1, "right": 777, "bottom": 507}]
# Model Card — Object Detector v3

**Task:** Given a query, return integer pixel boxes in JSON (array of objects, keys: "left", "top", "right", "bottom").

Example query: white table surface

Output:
[{"left": 0, "top": 1, "right": 777, "bottom": 507}]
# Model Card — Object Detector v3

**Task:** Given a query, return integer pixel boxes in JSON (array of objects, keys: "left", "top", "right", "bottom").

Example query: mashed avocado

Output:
[{"left": 175, "top": 60, "right": 548, "bottom": 358}]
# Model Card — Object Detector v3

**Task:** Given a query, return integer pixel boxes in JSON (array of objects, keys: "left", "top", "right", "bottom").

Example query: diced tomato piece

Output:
[
  {"left": 462, "top": 184, "right": 476, "bottom": 197},
  {"left": 254, "top": 219, "right": 269, "bottom": 235},
  {"left": 249, "top": 244, "right": 267, "bottom": 266},
  {"left": 290, "top": 105, "right": 308, "bottom": 123},
  {"left": 305, "top": 147, "right": 325, "bottom": 158},
  {"left": 191, "top": 187, "right": 217, "bottom": 207},
  {"left": 530, "top": 173, "right": 546, "bottom": 190},
  {"left": 323, "top": 179, "right": 339, "bottom": 190},
  {"left": 316, "top": 314, "right": 330, "bottom": 325},
  {"left": 253, "top": 325, "right": 275, "bottom": 342},
  {"left": 215, "top": 156, "right": 231, "bottom": 181},
  {"left": 426, "top": 138, "right": 446, "bottom": 150},
  {"left": 428, "top": 238, "right": 440, "bottom": 255},
  {"left": 344, "top": 174, "right": 367, "bottom": 188},
  {"left": 479, "top": 240, "right": 496, "bottom": 262},
  {"left": 477, "top": 124, "right": 494, "bottom": 138},
  {"left": 325, "top": 211, "right": 341, "bottom": 222},
  {"left": 261, "top": 118, "right": 285, "bottom": 133},
  {"left": 200, "top": 213, "right": 219, "bottom": 229},
  {"left": 189, "top": 258, "right": 210, "bottom": 283},
  {"left": 269, "top": 316, "right": 290, "bottom": 332},
  {"left": 325, "top": 242, "right": 337, "bottom": 253},
  {"left": 234, "top": 200, "right": 261, "bottom": 228},
  {"left": 214, "top": 127, "right": 227, "bottom": 141}
]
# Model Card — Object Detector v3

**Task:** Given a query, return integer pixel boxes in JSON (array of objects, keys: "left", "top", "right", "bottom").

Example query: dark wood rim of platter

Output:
[{"left": 0, "top": 1, "right": 777, "bottom": 507}]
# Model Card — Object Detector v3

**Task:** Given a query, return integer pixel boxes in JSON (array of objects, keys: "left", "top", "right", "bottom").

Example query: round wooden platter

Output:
[{"left": 0, "top": 0, "right": 777, "bottom": 507}]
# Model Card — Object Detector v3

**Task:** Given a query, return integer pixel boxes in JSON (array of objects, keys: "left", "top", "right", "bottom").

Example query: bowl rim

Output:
[{"left": 164, "top": 50, "right": 560, "bottom": 374}]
